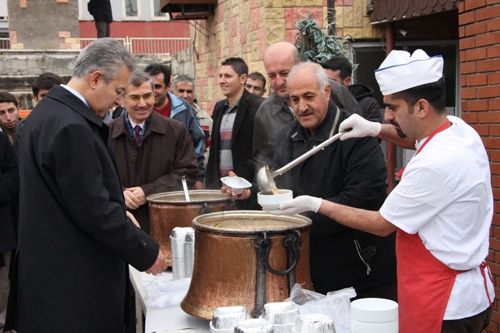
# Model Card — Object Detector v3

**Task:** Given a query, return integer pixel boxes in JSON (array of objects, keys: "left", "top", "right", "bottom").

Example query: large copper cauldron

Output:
[
  {"left": 147, "top": 190, "right": 233, "bottom": 266},
  {"left": 181, "top": 211, "right": 312, "bottom": 320}
]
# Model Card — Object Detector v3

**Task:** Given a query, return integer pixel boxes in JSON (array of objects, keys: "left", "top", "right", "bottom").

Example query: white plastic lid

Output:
[{"left": 351, "top": 298, "right": 398, "bottom": 323}]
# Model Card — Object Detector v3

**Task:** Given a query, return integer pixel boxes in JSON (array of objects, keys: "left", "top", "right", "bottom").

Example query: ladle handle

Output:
[
  {"left": 273, "top": 131, "right": 344, "bottom": 176},
  {"left": 181, "top": 176, "right": 191, "bottom": 202}
]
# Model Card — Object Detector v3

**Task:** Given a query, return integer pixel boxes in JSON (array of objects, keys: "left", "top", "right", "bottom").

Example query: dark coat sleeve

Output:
[
  {"left": 49, "top": 123, "right": 158, "bottom": 271},
  {"left": 359, "top": 95, "right": 383, "bottom": 124},
  {"left": 206, "top": 101, "right": 224, "bottom": 189},
  {"left": 0, "top": 133, "right": 18, "bottom": 202}
]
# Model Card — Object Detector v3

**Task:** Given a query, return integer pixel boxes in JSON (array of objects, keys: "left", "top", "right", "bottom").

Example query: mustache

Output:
[{"left": 390, "top": 120, "right": 407, "bottom": 138}]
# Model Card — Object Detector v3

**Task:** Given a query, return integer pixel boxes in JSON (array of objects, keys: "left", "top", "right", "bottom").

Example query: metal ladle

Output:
[
  {"left": 257, "top": 131, "right": 345, "bottom": 193},
  {"left": 181, "top": 175, "right": 191, "bottom": 202}
]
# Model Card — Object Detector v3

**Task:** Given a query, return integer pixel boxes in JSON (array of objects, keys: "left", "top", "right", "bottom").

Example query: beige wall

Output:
[{"left": 192, "top": 0, "right": 381, "bottom": 112}]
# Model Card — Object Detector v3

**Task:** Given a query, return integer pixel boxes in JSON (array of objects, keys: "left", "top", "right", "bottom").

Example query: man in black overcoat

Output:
[{"left": 6, "top": 38, "right": 167, "bottom": 333}]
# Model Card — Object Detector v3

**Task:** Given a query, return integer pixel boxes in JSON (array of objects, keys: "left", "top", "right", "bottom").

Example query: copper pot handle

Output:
[
  {"left": 198, "top": 200, "right": 236, "bottom": 215},
  {"left": 264, "top": 230, "right": 300, "bottom": 276}
]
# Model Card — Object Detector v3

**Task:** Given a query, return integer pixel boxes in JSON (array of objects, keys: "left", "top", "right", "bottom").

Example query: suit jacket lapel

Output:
[{"left": 232, "top": 90, "right": 249, "bottom": 142}]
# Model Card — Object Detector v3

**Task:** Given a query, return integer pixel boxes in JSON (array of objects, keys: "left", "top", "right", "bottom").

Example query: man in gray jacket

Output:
[{"left": 253, "top": 42, "right": 360, "bottom": 167}]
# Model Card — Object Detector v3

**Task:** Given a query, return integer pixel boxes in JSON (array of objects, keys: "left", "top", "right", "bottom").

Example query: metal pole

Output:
[
  {"left": 326, "top": 0, "right": 335, "bottom": 36},
  {"left": 384, "top": 23, "right": 397, "bottom": 193}
]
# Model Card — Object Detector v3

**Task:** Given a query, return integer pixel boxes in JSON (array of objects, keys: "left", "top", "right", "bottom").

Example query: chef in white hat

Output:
[{"left": 273, "top": 49, "right": 494, "bottom": 333}]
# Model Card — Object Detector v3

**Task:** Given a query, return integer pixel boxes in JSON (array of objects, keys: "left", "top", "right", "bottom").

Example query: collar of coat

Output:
[
  {"left": 291, "top": 101, "right": 341, "bottom": 143},
  {"left": 46, "top": 85, "right": 104, "bottom": 127},
  {"left": 108, "top": 110, "right": 171, "bottom": 140}
]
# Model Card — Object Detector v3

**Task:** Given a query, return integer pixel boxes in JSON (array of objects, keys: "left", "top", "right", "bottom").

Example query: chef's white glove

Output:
[
  {"left": 339, "top": 114, "right": 381, "bottom": 141},
  {"left": 272, "top": 195, "right": 322, "bottom": 215}
]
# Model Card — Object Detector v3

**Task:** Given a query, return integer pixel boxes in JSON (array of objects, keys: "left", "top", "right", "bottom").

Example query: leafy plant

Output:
[{"left": 295, "top": 15, "right": 354, "bottom": 66}]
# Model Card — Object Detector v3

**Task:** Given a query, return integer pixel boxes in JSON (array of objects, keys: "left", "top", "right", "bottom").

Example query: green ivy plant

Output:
[{"left": 295, "top": 15, "right": 356, "bottom": 70}]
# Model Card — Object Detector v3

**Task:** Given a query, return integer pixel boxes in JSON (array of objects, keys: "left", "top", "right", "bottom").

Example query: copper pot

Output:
[
  {"left": 147, "top": 190, "right": 233, "bottom": 266},
  {"left": 181, "top": 211, "right": 312, "bottom": 320}
]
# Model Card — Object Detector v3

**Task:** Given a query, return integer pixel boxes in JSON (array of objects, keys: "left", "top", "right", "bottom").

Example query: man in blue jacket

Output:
[{"left": 145, "top": 63, "right": 206, "bottom": 189}]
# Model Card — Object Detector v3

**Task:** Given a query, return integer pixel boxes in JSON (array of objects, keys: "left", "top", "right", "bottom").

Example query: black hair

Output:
[
  {"left": 144, "top": 63, "right": 172, "bottom": 87},
  {"left": 320, "top": 56, "right": 352, "bottom": 80},
  {"left": 32, "top": 72, "right": 64, "bottom": 97},
  {"left": 248, "top": 71, "right": 266, "bottom": 88},
  {"left": 221, "top": 57, "right": 248, "bottom": 76},
  {"left": 392, "top": 78, "right": 446, "bottom": 114},
  {"left": 0, "top": 91, "right": 18, "bottom": 107}
]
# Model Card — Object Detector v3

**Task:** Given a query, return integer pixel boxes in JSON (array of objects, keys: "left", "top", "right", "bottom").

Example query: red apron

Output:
[{"left": 397, "top": 120, "right": 492, "bottom": 333}]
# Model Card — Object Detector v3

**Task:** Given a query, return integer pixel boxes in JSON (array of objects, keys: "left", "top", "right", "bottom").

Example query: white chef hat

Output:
[{"left": 375, "top": 49, "right": 443, "bottom": 96}]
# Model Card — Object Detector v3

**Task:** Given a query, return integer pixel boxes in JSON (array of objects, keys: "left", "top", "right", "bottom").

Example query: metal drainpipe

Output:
[
  {"left": 385, "top": 23, "right": 397, "bottom": 193},
  {"left": 326, "top": 0, "right": 335, "bottom": 36}
]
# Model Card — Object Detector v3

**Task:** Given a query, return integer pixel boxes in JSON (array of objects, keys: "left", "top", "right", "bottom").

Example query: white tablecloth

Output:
[{"left": 129, "top": 266, "right": 209, "bottom": 333}]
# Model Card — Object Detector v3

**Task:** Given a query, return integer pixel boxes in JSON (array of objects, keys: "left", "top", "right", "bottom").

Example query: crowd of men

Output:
[{"left": 0, "top": 37, "right": 494, "bottom": 333}]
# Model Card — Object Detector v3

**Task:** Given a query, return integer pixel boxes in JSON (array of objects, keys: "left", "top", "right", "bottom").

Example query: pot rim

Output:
[
  {"left": 192, "top": 210, "right": 312, "bottom": 236},
  {"left": 147, "top": 190, "right": 231, "bottom": 204}
]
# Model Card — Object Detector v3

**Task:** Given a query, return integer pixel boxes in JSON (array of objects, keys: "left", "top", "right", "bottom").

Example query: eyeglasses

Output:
[{"left": 126, "top": 93, "right": 154, "bottom": 102}]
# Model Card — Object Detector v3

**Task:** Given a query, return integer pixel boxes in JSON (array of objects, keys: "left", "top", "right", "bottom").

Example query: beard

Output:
[{"left": 391, "top": 120, "right": 407, "bottom": 138}]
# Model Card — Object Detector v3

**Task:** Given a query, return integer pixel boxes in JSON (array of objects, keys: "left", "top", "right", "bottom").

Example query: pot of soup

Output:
[
  {"left": 147, "top": 190, "right": 234, "bottom": 266},
  {"left": 181, "top": 210, "right": 313, "bottom": 320}
]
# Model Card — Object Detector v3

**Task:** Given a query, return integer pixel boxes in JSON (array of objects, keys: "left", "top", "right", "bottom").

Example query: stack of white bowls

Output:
[{"left": 350, "top": 298, "right": 398, "bottom": 333}]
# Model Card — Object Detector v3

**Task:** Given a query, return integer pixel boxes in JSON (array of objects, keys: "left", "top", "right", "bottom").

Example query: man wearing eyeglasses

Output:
[
  {"left": 145, "top": 63, "right": 206, "bottom": 189},
  {"left": 108, "top": 69, "right": 198, "bottom": 233}
]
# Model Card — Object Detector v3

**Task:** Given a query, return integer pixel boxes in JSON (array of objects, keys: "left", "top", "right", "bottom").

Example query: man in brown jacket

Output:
[{"left": 109, "top": 69, "right": 197, "bottom": 233}]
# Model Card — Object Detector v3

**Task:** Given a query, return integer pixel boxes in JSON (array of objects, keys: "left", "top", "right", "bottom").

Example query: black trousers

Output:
[
  {"left": 441, "top": 305, "right": 492, "bottom": 333},
  {"left": 94, "top": 21, "right": 110, "bottom": 38}
]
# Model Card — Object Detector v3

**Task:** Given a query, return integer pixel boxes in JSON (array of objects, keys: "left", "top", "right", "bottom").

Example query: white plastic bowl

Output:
[
  {"left": 257, "top": 189, "right": 293, "bottom": 211},
  {"left": 220, "top": 176, "right": 252, "bottom": 194}
]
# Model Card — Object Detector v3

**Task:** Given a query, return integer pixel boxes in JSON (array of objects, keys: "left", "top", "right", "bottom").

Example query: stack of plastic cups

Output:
[
  {"left": 263, "top": 302, "right": 299, "bottom": 333},
  {"left": 183, "top": 229, "right": 195, "bottom": 277},
  {"left": 209, "top": 306, "right": 248, "bottom": 333},
  {"left": 170, "top": 227, "right": 193, "bottom": 279},
  {"left": 296, "top": 314, "right": 335, "bottom": 333}
]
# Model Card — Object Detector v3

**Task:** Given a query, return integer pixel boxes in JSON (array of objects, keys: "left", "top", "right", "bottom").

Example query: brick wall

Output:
[
  {"left": 192, "top": 0, "right": 381, "bottom": 111},
  {"left": 458, "top": 0, "right": 500, "bottom": 331}
]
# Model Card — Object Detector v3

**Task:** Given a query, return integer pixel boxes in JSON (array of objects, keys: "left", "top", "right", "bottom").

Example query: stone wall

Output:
[
  {"left": 7, "top": 0, "right": 80, "bottom": 50},
  {"left": 192, "top": 0, "right": 327, "bottom": 113},
  {"left": 334, "top": 0, "right": 383, "bottom": 39},
  {"left": 0, "top": 50, "right": 171, "bottom": 110},
  {"left": 192, "top": 0, "right": 381, "bottom": 113}
]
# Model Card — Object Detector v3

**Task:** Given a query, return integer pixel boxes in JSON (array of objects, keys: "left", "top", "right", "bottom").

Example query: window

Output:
[
  {"left": 125, "top": 0, "right": 138, "bottom": 17},
  {"left": 154, "top": 0, "right": 168, "bottom": 17}
]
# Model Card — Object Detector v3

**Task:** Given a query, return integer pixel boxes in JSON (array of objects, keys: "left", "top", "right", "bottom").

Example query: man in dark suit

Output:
[
  {"left": 206, "top": 57, "right": 264, "bottom": 208},
  {"left": 6, "top": 38, "right": 166, "bottom": 333},
  {"left": 88, "top": 0, "right": 113, "bottom": 38}
]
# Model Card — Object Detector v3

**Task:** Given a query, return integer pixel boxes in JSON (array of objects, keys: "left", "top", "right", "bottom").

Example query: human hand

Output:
[
  {"left": 123, "top": 189, "right": 140, "bottom": 210},
  {"left": 146, "top": 250, "right": 167, "bottom": 275},
  {"left": 128, "top": 187, "right": 147, "bottom": 206},
  {"left": 193, "top": 180, "right": 205, "bottom": 190},
  {"left": 220, "top": 171, "right": 251, "bottom": 200},
  {"left": 272, "top": 195, "right": 322, "bottom": 215},
  {"left": 339, "top": 114, "right": 381, "bottom": 141},
  {"left": 126, "top": 211, "right": 141, "bottom": 228}
]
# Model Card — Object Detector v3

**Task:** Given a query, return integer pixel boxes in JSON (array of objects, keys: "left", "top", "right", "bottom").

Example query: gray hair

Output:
[
  {"left": 73, "top": 38, "right": 135, "bottom": 82},
  {"left": 128, "top": 69, "right": 153, "bottom": 89},
  {"left": 173, "top": 74, "right": 195, "bottom": 90},
  {"left": 289, "top": 62, "right": 329, "bottom": 90}
]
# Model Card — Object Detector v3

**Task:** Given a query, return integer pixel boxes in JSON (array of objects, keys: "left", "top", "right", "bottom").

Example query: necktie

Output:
[{"left": 133, "top": 125, "right": 142, "bottom": 147}]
